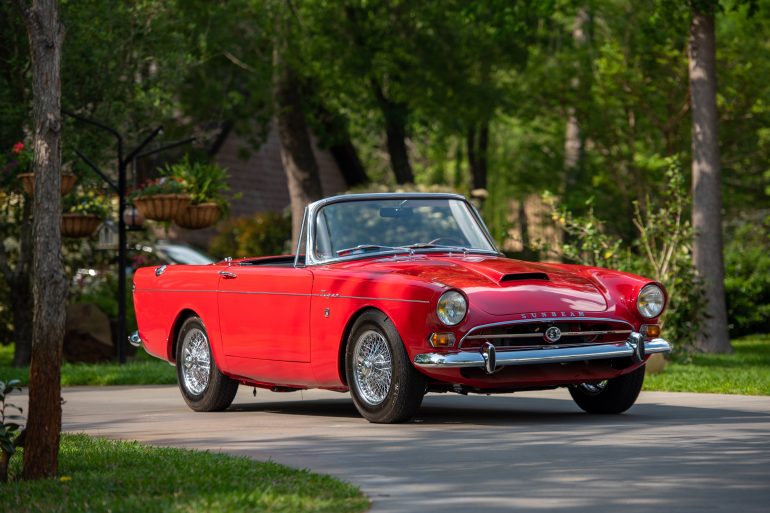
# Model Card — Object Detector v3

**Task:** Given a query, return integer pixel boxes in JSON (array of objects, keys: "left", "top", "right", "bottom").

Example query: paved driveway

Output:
[{"left": 20, "top": 386, "right": 770, "bottom": 512}]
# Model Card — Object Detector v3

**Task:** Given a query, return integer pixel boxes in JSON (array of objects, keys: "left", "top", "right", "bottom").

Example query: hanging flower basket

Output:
[
  {"left": 175, "top": 202, "right": 221, "bottom": 230},
  {"left": 61, "top": 213, "right": 102, "bottom": 238},
  {"left": 133, "top": 194, "right": 191, "bottom": 222},
  {"left": 17, "top": 172, "right": 78, "bottom": 196}
]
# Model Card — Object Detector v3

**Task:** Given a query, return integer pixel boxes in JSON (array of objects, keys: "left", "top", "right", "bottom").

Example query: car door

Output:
[{"left": 217, "top": 265, "right": 313, "bottom": 362}]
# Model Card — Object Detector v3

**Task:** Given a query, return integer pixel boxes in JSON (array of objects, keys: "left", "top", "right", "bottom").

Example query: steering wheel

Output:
[{"left": 428, "top": 237, "right": 465, "bottom": 247}]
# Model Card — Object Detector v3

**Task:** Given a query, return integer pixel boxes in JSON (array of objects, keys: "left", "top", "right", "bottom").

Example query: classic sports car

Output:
[{"left": 131, "top": 192, "right": 671, "bottom": 423}]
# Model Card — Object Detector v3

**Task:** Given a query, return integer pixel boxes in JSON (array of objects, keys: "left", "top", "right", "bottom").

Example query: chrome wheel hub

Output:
[
  {"left": 181, "top": 328, "right": 211, "bottom": 396},
  {"left": 353, "top": 330, "right": 393, "bottom": 406}
]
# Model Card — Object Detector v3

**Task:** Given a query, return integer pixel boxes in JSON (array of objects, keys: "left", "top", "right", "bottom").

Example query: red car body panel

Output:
[{"left": 133, "top": 252, "right": 664, "bottom": 392}]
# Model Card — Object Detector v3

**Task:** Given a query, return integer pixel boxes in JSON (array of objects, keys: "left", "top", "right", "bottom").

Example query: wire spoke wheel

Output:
[
  {"left": 181, "top": 327, "right": 211, "bottom": 396},
  {"left": 353, "top": 330, "right": 393, "bottom": 406}
]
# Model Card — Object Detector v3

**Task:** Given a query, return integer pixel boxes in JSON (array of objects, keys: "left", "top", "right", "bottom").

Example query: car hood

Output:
[{"left": 341, "top": 254, "right": 608, "bottom": 315}]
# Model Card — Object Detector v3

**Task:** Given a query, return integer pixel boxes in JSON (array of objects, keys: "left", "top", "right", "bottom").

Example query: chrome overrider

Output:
[
  {"left": 413, "top": 332, "right": 671, "bottom": 374},
  {"left": 128, "top": 330, "right": 143, "bottom": 348}
]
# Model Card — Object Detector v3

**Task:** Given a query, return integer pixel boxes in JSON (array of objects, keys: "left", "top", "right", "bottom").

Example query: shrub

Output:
[
  {"left": 724, "top": 215, "right": 770, "bottom": 337},
  {"left": 545, "top": 158, "right": 705, "bottom": 351},
  {"left": 209, "top": 211, "right": 292, "bottom": 260}
]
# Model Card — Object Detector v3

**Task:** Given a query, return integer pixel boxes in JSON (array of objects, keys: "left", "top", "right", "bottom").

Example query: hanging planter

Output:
[
  {"left": 174, "top": 202, "right": 221, "bottom": 230},
  {"left": 133, "top": 193, "right": 191, "bottom": 222},
  {"left": 61, "top": 213, "right": 102, "bottom": 238},
  {"left": 17, "top": 172, "right": 78, "bottom": 196}
]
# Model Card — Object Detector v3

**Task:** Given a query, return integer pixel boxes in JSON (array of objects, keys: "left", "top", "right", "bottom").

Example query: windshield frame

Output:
[{"left": 298, "top": 193, "right": 501, "bottom": 266}]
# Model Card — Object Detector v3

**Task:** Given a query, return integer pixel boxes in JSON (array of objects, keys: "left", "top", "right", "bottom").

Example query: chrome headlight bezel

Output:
[
  {"left": 436, "top": 290, "right": 467, "bottom": 326},
  {"left": 637, "top": 283, "right": 665, "bottom": 319}
]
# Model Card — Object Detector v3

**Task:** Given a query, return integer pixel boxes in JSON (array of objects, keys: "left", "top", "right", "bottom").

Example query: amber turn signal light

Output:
[
  {"left": 641, "top": 324, "right": 661, "bottom": 339},
  {"left": 429, "top": 332, "right": 456, "bottom": 348}
]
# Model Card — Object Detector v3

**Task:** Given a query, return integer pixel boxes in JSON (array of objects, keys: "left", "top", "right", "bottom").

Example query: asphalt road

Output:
[{"left": 17, "top": 385, "right": 770, "bottom": 512}]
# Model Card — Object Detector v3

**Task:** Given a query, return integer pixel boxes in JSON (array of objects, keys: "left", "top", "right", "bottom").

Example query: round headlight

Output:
[
  {"left": 637, "top": 284, "right": 665, "bottom": 319},
  {"left": 437, "top": 290, "right": 467, "bottom": 326}
]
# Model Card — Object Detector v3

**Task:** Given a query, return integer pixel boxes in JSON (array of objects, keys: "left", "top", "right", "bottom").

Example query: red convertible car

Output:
[{"left": 131, "top": 193, "right": 670, "bottom": 423}]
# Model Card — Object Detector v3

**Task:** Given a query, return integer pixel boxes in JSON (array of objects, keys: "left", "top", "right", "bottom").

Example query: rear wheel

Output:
[
  {"left": 346, "top": 311, "right": 426, "bottom": 423},
  {"left": 176, "top": 316, "right": 238, "bottom": 412},
  {"left": 569, "top": 365, "right": 645, "bottom": 414}
]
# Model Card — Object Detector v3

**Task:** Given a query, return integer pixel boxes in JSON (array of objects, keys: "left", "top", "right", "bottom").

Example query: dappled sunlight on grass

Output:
[
  {"left": 1, "top": 434, "right": 368, "bottom": 513},
  {"left": 645, "top": 334, "right": 770, "bottom": 395}
]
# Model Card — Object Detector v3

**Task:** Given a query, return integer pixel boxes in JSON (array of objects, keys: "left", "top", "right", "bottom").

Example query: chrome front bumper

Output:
[{"left": 413, "top": 333, "right": 671, "bottom": 374}]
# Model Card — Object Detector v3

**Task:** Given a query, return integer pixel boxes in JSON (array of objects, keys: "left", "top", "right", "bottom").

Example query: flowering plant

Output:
[
  {"left": 129, "top": 176, "right": 188, "bottom": 199},
  {"left": 0, "top": 141, "right": 34, "bottom": 190},
  {"left": 63, "top": 188, "right": 112, "bottom": 218}
]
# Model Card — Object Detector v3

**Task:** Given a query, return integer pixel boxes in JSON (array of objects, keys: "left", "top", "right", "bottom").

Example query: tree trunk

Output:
[
  {"left": 329, "top": 141, "right": 368, "bottom": 188},
  {"left": 688, "top": 8, "right": 731, "bottom": 353},
  {"left": 16, "top": 0, "right": 68, "bottom": 480},
  {"left": 371, "top": 79, "right": 414, "bottom": 184},
  {"left": 466, "top": 122, "right": 489, "bottom": 191},
  {"left": 273, "top": 14, "right": 323, "bottom": 245},
  {"left": 564, "top": 8, "right": 589, "bottom": 193}
]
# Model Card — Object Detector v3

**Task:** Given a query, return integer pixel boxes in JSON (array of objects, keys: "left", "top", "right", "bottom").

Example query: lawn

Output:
[
  {"left": 0, "top": 344, "right": 176, "bottom": 386},
  {"left": 0, "top": 434, "right": 368, "bottom": 513},
  {"left": 1, "top": 334, "right": 768, "bottom": 395},
  {"left": 644, "top": 334, "right": 770, "bottom": 395}
]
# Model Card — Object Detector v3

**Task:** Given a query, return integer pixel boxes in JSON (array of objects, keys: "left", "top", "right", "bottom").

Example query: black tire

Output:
[
  {"left": 345, "top": 311, "right": 426, "bottom": 423},
  {"left": 569, "top": 365, "right": 645, "bottom": 414},
  {"left": 176, "top": 316, "right": 238, "bottom": 412}
]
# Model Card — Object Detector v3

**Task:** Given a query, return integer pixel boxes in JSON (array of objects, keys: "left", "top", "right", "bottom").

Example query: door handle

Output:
[{"left": 218, "top": 271, "right": 237, "bottom": 279}]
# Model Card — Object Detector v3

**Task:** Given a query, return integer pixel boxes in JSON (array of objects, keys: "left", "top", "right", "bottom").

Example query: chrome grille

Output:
[{"left": 460, "top": 318, "right": 633, "bottom": 350}]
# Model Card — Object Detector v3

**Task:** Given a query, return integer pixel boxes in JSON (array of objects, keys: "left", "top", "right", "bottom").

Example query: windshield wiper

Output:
[
  {"left": 404, "top": 243, "right": 498, "bottom": 255},
  {"left": 336, "top": 244, "right": 411, "bottom": 257}
]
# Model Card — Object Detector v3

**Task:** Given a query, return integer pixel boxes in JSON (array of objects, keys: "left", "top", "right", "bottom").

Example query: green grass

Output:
[
  {"left": 2, "top": 335, "right": 769, "bottom": 395},
  {"left": 0, "top": 344, "right": 176, "bottom": 386},
  {"left": 1, "top": 434, "right": 369, "bottom": 513},
  {"left": 644, "top": 334, "right": 770, "bottom": 395}
]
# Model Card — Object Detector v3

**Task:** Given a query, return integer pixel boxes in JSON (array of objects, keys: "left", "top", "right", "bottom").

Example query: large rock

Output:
[{"left": 64, "top": 303, "right": 114, "bottom": 363}]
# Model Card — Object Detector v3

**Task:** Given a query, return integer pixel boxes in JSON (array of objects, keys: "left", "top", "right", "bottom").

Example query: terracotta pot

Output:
[
  {"left": 132, "top": 194, "right": 191, "bottom": 222},
  {"left": 61, "top": 213, "right": 102, "bottom": 238},
  {"left": 17, "top": 172, "right": 77, "bottom": 196},
  {"left": 174, "top": 202, "right": 221, "bottom": 230}
]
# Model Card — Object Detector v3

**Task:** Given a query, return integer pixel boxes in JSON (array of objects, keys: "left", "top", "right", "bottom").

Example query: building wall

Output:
[{"left": 168, "top": 123, "right": 348, "bottom": 250}]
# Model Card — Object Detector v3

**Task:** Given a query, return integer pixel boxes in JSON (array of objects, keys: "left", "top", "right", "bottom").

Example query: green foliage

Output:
[
  {"left": 545, "top": 158, "right": 705, "bottom": 350},
  {"left": 71, "top": 274, "right": 137, "bottom": 334},
  {"left": 129, "top": 177, "right": 187, "bottom": 199},
  {"left": 209, "top": 211, "right": 292, "bottom": 260},
  {"left": 63, "top": 188, "right": 112, "bottom": 218},
  {"left": 724, "top": 215, "right": 770, "bottom": 336},
  {"left": 1, "top": 434, "right": 369, "bottom": 512},
  {"left": 0, "top": 345, "right": 173, "bottom": 386},
  {"left": 0, "top": 378, "right": 23, "bottom": 482},
  {"left": 644, "top": 334, "right": 770, "bottom": 395},
  {"left": 160, "top": 155, "right": 232, "bottom": 214},
  {"left": 0, "top": 142, "right": 33, "bottom": 191}
]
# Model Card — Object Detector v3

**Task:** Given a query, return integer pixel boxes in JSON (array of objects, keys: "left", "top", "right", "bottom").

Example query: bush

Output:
[
  {"left": 545, "top": 158, "right": 705, "bottom": 351},
  {"left": 209, "top": 211, "right": 292, "bottom": 260},
  {"left": 724, "top": 215, "right": 770, "bottom": 337}
]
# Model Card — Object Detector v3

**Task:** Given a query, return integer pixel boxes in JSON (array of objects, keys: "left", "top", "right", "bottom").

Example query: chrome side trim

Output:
[
  {"left": 460, "top": 317, "right": 634, "bottom": 347},
  {"left": 133, "top": 288, "right": 429, "bottom": 304},
  {"left": 413, "top": 334, "right": 671, "bottom": 370}
]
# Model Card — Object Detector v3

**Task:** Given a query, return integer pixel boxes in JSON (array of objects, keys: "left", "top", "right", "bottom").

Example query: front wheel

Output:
[
  {"left": 345, "top": 311, "right": 426, "bottom": 423},
  {"left": 176, "top": 316, "right": 238, "bottom": 412},
  {"left": 569, "top": 365, "right": 645, "bottom": 414}
]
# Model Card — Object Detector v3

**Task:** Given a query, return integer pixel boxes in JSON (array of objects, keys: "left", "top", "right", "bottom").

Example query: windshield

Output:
[{"left": 312, "top": 198, "right": 497, "bottom": 263}]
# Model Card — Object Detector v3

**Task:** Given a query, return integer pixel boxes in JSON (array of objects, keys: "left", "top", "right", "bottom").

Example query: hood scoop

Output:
[{"left": 500, "top": 272, "right": 549, "bottom": 283}]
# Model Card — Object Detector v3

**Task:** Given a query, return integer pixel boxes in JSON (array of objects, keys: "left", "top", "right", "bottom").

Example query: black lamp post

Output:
[{"left": 63, "top": 111, "right": 192, "bottom": 363}]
